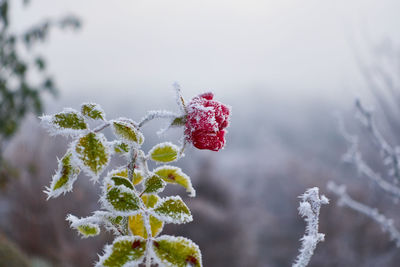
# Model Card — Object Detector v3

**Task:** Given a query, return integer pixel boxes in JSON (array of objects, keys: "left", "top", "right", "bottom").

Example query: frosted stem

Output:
[
  {"left": 293, "top": 187, "right": 329, "bottom": 267},
  {"left": 327, "top": 181, "right": 400, "bottom": 247},
  {"left": 138, "top": 110, "right": 179, "bottom": 128}
]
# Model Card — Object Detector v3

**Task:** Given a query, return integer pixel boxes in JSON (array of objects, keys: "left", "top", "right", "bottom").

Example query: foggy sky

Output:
[{"left": 10, "top": 0, "right": 400, "bottom": 106}]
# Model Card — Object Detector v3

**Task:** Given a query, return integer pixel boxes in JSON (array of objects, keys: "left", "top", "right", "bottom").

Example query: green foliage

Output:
[
  {"left": 143, "top": 175, "right": 166, "bottom": 194},
  {"left": 113, "top": 141, "right": 129, "bottom": 154},
  {"left": 149, "top": 142, "right": 179, "bottom": 163},
  {"left": 74, "top": 132, "right": 109, "bottom": 176},
  {"left": 111, "top": 176, "right": 134, "bottom": 190},
  {"left": 52, "top": 110, "right": 87, "bottom": 130},
  {"left": 81, "top": 103, "right": 105, "bottom": 120},
  {"left": 105, "top": 186, "right": 141, "bottom": 214},
  {"left": 155, "top": 165, "right": 195, "bottom": 197},
  {"left": 77, "top": 224, "right": 100, "bottom": 237},
  {"left": 112, "top": 120, "right": 144, "bottom": 145},
  {"left": 152, "top": 196, "right": 192, "bottom": 224},
  {"left": 98, "top": 237, "right": 146, "bottom": 267},
  {"left": 153, "top": 235, "right": 202, "bottom": 267},
  {"left": 46, "top": 152, "right": 80, "bottom": 199}
]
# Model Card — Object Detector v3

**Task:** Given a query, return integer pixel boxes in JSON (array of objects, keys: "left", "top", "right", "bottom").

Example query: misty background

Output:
[{"left": 2, "top": 0, "right": 400, "bottom": 266}]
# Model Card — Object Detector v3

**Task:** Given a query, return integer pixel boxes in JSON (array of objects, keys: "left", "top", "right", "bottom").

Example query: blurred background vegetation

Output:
[{"left": 1, "top": 0, "right": 400, "bottom": 266}]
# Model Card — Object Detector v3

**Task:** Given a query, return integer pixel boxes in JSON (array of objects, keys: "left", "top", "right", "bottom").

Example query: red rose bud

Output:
[{"left": 185, "top": 92, "right": 231, "bottom": 151}]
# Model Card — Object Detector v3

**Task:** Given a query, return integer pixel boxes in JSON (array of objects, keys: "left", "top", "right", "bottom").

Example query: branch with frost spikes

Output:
[
  {"left": 337, "top": 115, "right": 400, "bottom": 198},
  {"left": 138, "top": 110, "right": 179, "bottom": 128},
  {"left": 354, "top": 99, "right": 400, "bottom": 181},
  {"left": 292, "top": 187, "right": 329, "bottom": 267},
  {"left": 327, "top": 181, "right": 400, "bottom": 247}
]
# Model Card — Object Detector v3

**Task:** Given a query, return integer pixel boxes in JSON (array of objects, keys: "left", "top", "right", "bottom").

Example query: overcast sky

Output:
[{"left": 10, "top": 0, "right": 400, "bottom": 107}]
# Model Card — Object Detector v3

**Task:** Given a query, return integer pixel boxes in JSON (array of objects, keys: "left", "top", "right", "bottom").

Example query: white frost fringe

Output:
[
  {"left": 293, "top": 187, "right": 329, "bottom": 267},
  {"left": 327, "top": 181, "right": 400, "bottom": 247}
]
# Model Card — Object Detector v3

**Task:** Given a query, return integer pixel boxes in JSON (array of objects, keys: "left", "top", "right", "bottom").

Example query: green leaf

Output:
[
  {"left": 46, "top": 152, "right": 80, "bottom": 199},
  {"left": 74, "top": 132, "right": 110, "bottom": 177},
  {"left": 149, "top": 142, "right": 179, "bottom": 163},
  {"left": 66, "top": 214, "right": 100, "bottom": 238},
  {"left": 113, "top": 141, "right": 129, "bottom": 154},
  {"left": 111, "top": 176, "right": 134, "bottom": 190},
  {"left": 153, "top": 235, "right": 202, "bottom": 267},
  {"left": 154, "top": 166, "right": 195, "bottom": 197},
  {"left": 108, "top": 168, "right": 143, "bottom": 185},
  {"left": 143, "top": 175, "right": 166, "bottom": 194},
  {"left": 104, "top": 185, "right": 141, "bottom": 215},
  {"left": 112, "top": 120, "right": 144, "bottom": 145},
  {"left": 40, "top": 108, "right": 87, "bottom": 135},
  {"left": 81, "top": 103, "right": 105, "bottom": 120},
  {"left": 77, "top": 224, "right": 100, "bottom": 237},
  {"left": 171, "top": 116, "right": 187, "bottom": 126},
  {"left": 152, "top": 196, "right": 192, "bottom": 224},
  {"left": 97, "top": 236, "right": 146, "bottom": 267}
]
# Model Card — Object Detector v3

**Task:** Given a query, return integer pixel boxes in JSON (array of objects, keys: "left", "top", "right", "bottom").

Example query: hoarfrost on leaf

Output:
[
  {"left": 45, "top": 152, "right": 80, "bottom": 199},
  {"left": 72, "top": 132, "right": 110, "bottom": 179},
  {"left": 81, "top": 103, "right": 105, "bottom": 120},
  {"left": 66, "top": 214, "right": 100, "bottom": 238},
  {"left": 96, "top": 236, "right": 146, "bottom": 267},
  {"left": 151, "top": 196, "right": 192, "bottom": 224},
  {"left": 152, "top": 235, "right": 202, "bottom": 267},
  {"left": 149, "top": 142, "right": 180, "bottom": 163},
  {"left": 112, "top": 119, "right": 144, "bottom": 145},
  {"left": 40, "top": 108, "right": 88, "bottom": 136},
  {"left": 154, "top": 165, "right": 195, "bottom": 197}
]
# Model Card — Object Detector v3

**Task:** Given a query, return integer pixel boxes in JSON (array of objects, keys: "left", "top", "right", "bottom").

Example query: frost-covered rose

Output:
[{"left": 184, "top": 92, "right": 230, "bottom": 151}]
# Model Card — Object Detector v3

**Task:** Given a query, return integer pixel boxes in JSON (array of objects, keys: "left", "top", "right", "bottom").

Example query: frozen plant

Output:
[
  {"left": 293, "top": 187, "right": 329, "bottom": 267},
  {"left": 329, "top": 99, "right": 400, "bottom": 247},
  {"left": 39, "top": 86, "right": 231, "bottom": 267}
]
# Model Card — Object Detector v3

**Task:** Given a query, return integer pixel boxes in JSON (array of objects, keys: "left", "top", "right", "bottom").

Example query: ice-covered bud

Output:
[{"left": 184, "top": 92, "right": 231, "bottom": 151}]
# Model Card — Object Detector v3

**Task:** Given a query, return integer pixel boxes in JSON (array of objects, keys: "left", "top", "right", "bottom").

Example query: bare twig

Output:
[{"left": 327, "top": 181, "right": 400, "bottom": 247}]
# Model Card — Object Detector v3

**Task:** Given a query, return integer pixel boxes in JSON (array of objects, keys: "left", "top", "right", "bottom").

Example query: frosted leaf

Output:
[
  {"left": 149, "top": 142, "right": 179, "bottom": 163},
  {"left": 151, "top": 196, "right": 192, "bottom": 224},
  {"left": 96, "top": 236, "right": 146, "bottom": 267},
  {"left": 108, "top": 168, "right": 143, "bottom": 186},
  {"left": 142, "top": 175, "right": 166, "bottom": 195},
  {"left": 66, "top": 214, "right": 100, "bottom": 238},
  {"left": 152, "top": 235, "right": 202, "bottom": 267},
  {"left": 72, "top": 132, "right": 110, "bottom": 179},
  {"left": 40, "top": 108, "right": 87, "bottom": 136},
  {"left": 81, "top": 103, "right": 105, "bottom": 120},
  {"left": 129, "top": 212, "right": 164, "bottom": 238},
  {"left": 101, "top": 178, "right": 142, "bottom": 216},
  {"left": 154, "top": 165, "right": 195, "bottom": 197},
  {"left": 111, "top": 119, "right": 144, "bottom": 145},
  {"left": 45, "top": 152, "right": 80, "bottom": 199},
  {"left": 110, "top": 176, "right": 134, "bottom": 190},
  {"left": 112, "top": 140, "right": 130, "bottom": 154}
]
